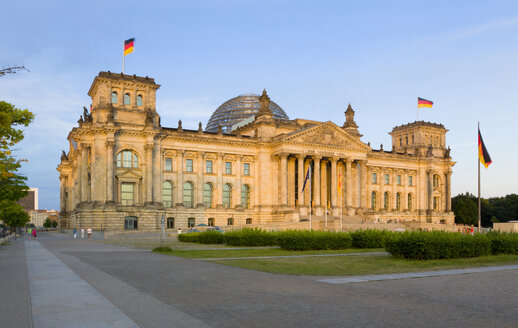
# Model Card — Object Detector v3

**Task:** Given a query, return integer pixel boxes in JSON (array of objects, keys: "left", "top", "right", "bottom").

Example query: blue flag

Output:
[{"left": 301, "top": 166, "right": 310, "bottom": 193}]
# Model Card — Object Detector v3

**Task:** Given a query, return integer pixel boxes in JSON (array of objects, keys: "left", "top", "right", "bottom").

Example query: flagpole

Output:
[
  {"left": 123, "top": 48, "right": 125, "bottom": 74},
  {"left": 309, "top": 164, "right": 312, "bottom": 231},
  {"left": 478, "top": 122, "right": 481, "bottom": 233},
  {"left": 340, "top": 171, "right": 343, "bottom": 231}
]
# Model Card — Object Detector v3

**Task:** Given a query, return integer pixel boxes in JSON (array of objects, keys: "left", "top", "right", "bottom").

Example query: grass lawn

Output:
[
  {"left": 154, "top": 247, "right": 518, "bottom": 276},
  {"left": 215, "top": 254, "right": 518, "bottom": 276}
]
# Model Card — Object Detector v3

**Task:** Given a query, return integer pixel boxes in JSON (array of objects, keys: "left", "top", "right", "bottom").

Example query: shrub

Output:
[
  {"left": 487, "top": 232, "right": 518, "bottom": 255},
  {"left": 224, "top": 228, "right": 279, "bottom": 246},
  {"left": 178, "top": 232, "right": 200, "bottom": 243},
  {"left": 385, "top": 231, "right": 491, "bottom": 260},
  {"left": 197, "top": 231, "right": 225, "bottom": 244},
  {"left": 153, "top": 246, "right": 172, "bottom": 252},
  {"left": 278, "top": 230, "right": 352, "bottom": 251},
  {"left": 350, "top": 229, "right": 391, "bottom": 248}
]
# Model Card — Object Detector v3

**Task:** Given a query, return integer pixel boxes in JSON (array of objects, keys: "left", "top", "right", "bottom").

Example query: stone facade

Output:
[{"left": 57, "top": 72, "right": 455, "bottom": 231}]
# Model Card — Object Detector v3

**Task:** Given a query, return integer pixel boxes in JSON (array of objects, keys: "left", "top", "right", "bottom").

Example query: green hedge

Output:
[
  {"left": 196, "top": 231, "right": 225, "bottom": 244},
  {"left": 385, "top": 231, "right": 491, "bottom": 260},
  {"left": 177, "top": 232, "right": 200, "bottom": 243},
  {"left": 224, "top": 228, "right": 279, "bottom": 246},
  {"left": 487, "top": 232, "right": 518, "bottom": 255},
  {"left": 350, "top": 229, "right": 391, "bottom": 248},
  {"left": 277, "top": 230, "right": 352, "bottom": 250}
]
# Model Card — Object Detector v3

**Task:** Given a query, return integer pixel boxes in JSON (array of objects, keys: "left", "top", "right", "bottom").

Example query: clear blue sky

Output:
[{"left": 1, "top": 0, "right": 517, "bottom": 210}]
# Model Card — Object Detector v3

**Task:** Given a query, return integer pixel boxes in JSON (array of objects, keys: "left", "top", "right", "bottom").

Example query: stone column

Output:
[
  {"left": 81, "top": 144, "right": 89, "bottom": 203},
  {"left": 321, "top": 159, "right": 328, "bottom": 209},
  {"left": 427, "top": 171, "right": 432, "bottom": 211},
  {"left": 152, "top": 139, "right": 161, "bottom": 204},
  {"left": 445, "top": 171, "right": 452, "bottom": 211},
  {"left": 106, "top": 141, "right": 114, "bottom": 202},
  {"left": 145, "top": 144, "right": 153, "bottom": 204},
  {"left": 403, "top": 171, "right": 408, "bottom": 211},
  {"left": 345, "top": 159, "right": 352, "bottom": 208},
  {"left": 236, "top": 155, "right": 242, "bottom": 208},
  {"left": 360, "top": 160, "right": 367, "bottom": 209},
  {"left": 280, "top": 153, "right": 288, "bottom": 206},
  {"left": 176, "top": 151, "right": 184, "bottom": 206},
  {"left": 216, "top": 153, "right": 223, "bottom": 207},
  {"left": 197, "top": 152, "right": 205, "bottom": 207},
  {"left": 297, "top": 155, "right": 305, "bottom": 206},
  {"left": 60, "top": 175, "right": 66, "bottom": 213},
  {"left": 331, "top": 158, "right": 337, "bottom": 208},
  {"left": 313, "top": 156, "right": 321, "bottom": 206}
]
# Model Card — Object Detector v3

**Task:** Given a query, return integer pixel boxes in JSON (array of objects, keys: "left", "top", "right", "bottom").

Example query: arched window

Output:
[
  {"left": 412, "top": 134, "right": 414, "bottom": 144},
  {"left": 183, "top": 182, "right": 194, "bottom": 208},
  {"left": 162, "top": 181, "right": 173, "bottom": 207},
  {"left": 241, "top": 184, "right": 250, "bottom": 209},
  {"left": 203, "top": 183, "right": 213, "bottom": 208},
  {"left": 137, "top": 94, "right": 143, "bottom": 107},
  {"left": 111, "top": 91, "right": 118, "bottom": 104},
  {"left": 227, "top": 218, "right": 234, "bottom": 225},
  {"left": 384, "top": 192, "right": 390, "bottom": 211},
  {"left": 116, "top": 150, "right": 139, "bottom": 168},
  {"left": 223, "top": 184, "right": 232, "bottom": 208},
  {"left": 124, "top": 93, "right": 131, "bottom": 105},
  {"left": 371, "top": 191, "right": 377, "bottom": 210},
  {"left": 408, "top": 193, "right": 413, "bottom": 211},
  {"left": 167, "top": 217, "right": 175, "bottom": 229},
  {"left": 396, "top": 193, "right": 401, "bottom": 211},
  {"left": 433, "top": 175, "right": 440, "bottom": 188}
]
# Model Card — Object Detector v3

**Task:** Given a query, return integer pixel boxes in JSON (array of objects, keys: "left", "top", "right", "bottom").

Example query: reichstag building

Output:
[{"left": 57, "top": 72, "right": 455, "bottom": 231}]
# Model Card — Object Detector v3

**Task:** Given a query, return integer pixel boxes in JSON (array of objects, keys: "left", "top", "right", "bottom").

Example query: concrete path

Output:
[
  {"left": 2, "top": 232, "right": 518, "bottom": 328},
  {"left": 197, "top": 251, "right": 387, "bottom": 261},
  {"left": 25, "top": 240, "right": 140, "bottom": 328}
]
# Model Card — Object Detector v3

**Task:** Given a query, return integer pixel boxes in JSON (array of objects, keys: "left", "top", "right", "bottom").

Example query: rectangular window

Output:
[
  {"left": 385, "top": 174, "right": 390, "bottom": 185},
  {"left": 121, "top": 183, "right": 134, "bottom": 205},
  {"left": 165, "top": 157, "right": 172, "bottom": 171},
  {"left": 243, "top": 163, "right": 250, "bottom": 176},
  {"left": 433, "top": 197, "right": 439, "bottom": 211},
  {"left": 208, "top": 218, "right": 215, "bottom": 226},
  {"left": 372, "top": 173, "right": 377, "bottom": 184},
  {"left": 246, "top": 218, "right": 252, "bottom": 224},
  {"left": 123, "top": 151, "right": 132, "bottom": 168},
  {"left": 186, "top": 159, "right": 193, "bottom": 172},
  {"left": 225, "top": 162, "right": 232, "bottom": 175},
  {"left": 206, "top": 160, "right": 213, "bottom": 173},
  {"left": 409, "top": 176, "right": 413, "bottom": 186},
  {"left": 188, "top": 218, "right": 195, "bottom": 228},
  {"left": 397, "top": 175, "right": 401, "bottom": 185},
  {"left": 167, "top": 217, "right": 175, "bottom": 229}
]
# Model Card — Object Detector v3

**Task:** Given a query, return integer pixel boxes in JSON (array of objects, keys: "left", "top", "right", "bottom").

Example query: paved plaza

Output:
[{"left": 1, "top": 232, "right": 517, "bottom": 328}]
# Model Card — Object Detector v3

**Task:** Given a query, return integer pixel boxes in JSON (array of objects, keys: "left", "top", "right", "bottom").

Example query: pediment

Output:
[
  {"left": 279, "top": 121, "right": 370, "bottom": 151},
  {"left": 116, "top": 169, "right": 142, "bottom": 179}
]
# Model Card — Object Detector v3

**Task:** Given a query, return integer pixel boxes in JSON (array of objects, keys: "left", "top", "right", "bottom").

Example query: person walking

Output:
[
  {"left": 73, "top": 228, "right": 77, "bottom": 239},
  {"left": 81, "top": 228, "right": 85, "bottom": 239},
  {"left": 87, "top": 227, "right": 92, "bottom": 240},
  {"left": 27, "top": 227, "right": 32, "bottom": 241},
  {"left": 32, "top": 228, "right": 37, "bottom": 240}
]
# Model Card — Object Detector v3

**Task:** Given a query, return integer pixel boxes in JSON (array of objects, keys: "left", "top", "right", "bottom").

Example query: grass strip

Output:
[{"left": 214, "top": 254, "right": 518, "bottom": 276}]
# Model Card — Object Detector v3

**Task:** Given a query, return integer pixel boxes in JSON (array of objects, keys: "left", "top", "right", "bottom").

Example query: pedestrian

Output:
[
  {"left": 32, "top": 228, "right": 37, "bottom": 240},
  {"left": 81, "top": 228, "right": 85, "bottom": 239},
  {"left": 27, "top": 227, "right": 32, "bottom": 241},
  {"left": 73, "top": 228, "right": 77, "bottom": 239},
  {"left": 87, "top": 227, "right": 92, "bottom": 240}
]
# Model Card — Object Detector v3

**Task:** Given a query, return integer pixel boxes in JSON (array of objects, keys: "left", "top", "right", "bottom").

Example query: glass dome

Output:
[{"left": 206, "top": 93, "right": 289, "bottom": 133}]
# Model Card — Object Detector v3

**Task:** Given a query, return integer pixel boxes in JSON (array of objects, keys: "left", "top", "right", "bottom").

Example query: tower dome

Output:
[{"left": 206, "top": 93, "right": 289, "bottom": 133}]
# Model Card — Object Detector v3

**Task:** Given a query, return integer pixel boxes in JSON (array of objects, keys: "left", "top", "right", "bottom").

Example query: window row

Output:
[
  {"left": 165, "top": 157, "right": 251, "bottom": 176},
  {"left": 372, "top": 173, "right": 413, "bottom": 186},
  {"left": 162, "top": 182, "right": 251, "bottom": 209},
  {"left": 166, "top": 217, "right": 253, "bottom": 229},
  {"left": 371, "top": 191, "right": 414, "bottom": 212},
  {"left": 111, "top": 91, "right": 144, "bottom": 106}
]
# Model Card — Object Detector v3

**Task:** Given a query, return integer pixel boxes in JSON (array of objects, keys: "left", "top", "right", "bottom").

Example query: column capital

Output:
[
  {"left": 105, "top": 140, "right": 115, "bottom": 147},
  {"left": 144, "top": 144, "right": 154, "bottom": 151},
  {"left": 312, "top": 154, "right": 322, "bottom": 160},
  {"left": 296, "top": 154, "right": 305, "bottom": 160}
]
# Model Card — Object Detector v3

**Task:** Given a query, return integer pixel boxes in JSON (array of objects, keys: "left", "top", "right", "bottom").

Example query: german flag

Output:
[
  {"left": 124, "top": 38, "right": 135, "bottom": 56},
  {"left": 418, "top": 97, "right": 433, "bottom": 108},
  {"left": 478, "top": 128, "right": 492, "bottom": 168}
]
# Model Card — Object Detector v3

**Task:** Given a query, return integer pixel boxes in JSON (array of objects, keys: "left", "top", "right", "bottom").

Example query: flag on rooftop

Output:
[{"left": 417, "top": 97, "right": 433, "bottom": 108}]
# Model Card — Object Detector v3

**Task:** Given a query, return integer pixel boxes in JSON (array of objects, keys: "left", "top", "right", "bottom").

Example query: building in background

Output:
[
  {"left": 57, "top": 72, "right": 455, "bottom": 231},
  {"left": 16, "top": 187, "right": 59, "bottom": 227},
  {"left": 17, "top": 187, "right": 38, "bottom": 211}
]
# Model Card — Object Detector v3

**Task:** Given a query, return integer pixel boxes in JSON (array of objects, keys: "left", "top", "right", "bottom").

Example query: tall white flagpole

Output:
[
  {"left": 122, "top": 40, "right": 125, "bottom": 74},
  {"left": 309, "top": 164, "right": 312, "bottom": 231},
  {"left": 478, "top": 122, "right": 481, "bottom": 233},
  {"left": 340, "top": 171, "right": 343, "bottom": 231}
]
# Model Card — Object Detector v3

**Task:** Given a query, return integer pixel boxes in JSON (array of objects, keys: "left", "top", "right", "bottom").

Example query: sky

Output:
[{"left": 1, "top": 0, "right": 518, "bottom": 210}]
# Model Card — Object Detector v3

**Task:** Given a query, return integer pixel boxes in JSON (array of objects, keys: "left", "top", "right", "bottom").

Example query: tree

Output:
[
  {"left": 0, "top": 200, "right": 29, "bottom": 232},
  {"left": 51, "top": 220, "right": 58, "bottom": 228},
  {"left": 452, "top": 193, "right": 477, "bottom": 225},
  {"left": 0, "top": 101, "right": 34, "bottom": 202},
  {"left": 43, "top": 217, "right": 52, "bottom": 228}
]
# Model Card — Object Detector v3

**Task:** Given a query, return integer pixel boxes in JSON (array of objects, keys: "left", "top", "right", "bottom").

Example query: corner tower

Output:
[{"left": 389, "top": 121, "right": 449, "bottom": 157}]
